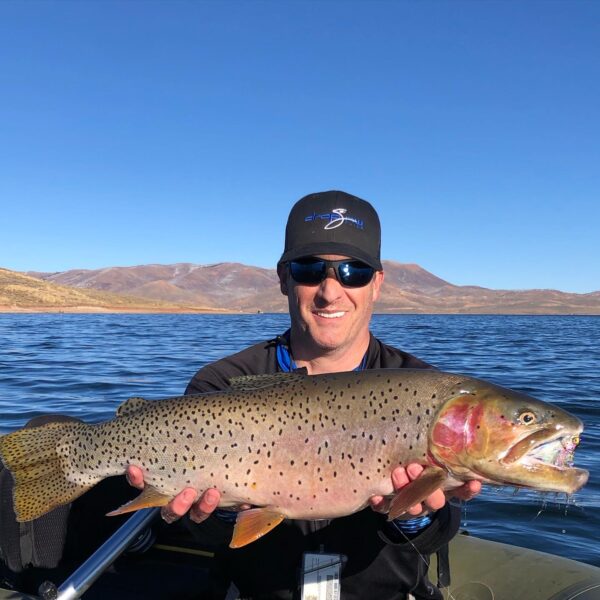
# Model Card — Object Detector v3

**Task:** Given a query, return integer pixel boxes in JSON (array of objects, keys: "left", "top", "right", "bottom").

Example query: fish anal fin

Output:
[
  {"left": 230, "top": 508, "right": 284, "bottom": 548},
  {"left": 388, "top": 467, "right": 448, "bottom": 521},
  {"left": 106, "top": 485, "right": 172, "bottom": 516},
  {"left": 116, "top": 397, "right": 150, "bottom": 418}
]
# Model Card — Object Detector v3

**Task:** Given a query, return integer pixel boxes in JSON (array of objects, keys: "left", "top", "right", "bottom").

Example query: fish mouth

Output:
[
  {"left": 502, "top": 428, "right": 568, "bottom": 465},
  {"left": 499, "top": 427, "right": 589, "bottom": 493}
]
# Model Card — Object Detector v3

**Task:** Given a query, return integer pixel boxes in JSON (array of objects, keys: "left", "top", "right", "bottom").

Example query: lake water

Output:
[{"left": 0, "top": 313, "right": 598, "bottom": 567}]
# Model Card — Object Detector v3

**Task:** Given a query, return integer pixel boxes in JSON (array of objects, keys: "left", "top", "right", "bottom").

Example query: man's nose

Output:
[{"left": 316, "top": 268, "right": 344, "bottom": 301}]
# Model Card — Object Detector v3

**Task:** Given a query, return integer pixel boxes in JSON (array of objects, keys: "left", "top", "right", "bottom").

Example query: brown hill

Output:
[
  {"left": 381, "top": 262, "right": 454, "bottom": 294},
  {"left": 0, "top": 268, "right": 224, "bottom": 313},
  {"left": 23, "top": 262, "right": 600, "bottom": 314},
  {"left": 31, "top": 263, "right": 281, "bottom": 312}
]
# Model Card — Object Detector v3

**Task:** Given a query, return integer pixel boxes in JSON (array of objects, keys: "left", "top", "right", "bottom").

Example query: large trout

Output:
[{"left": 0, "top": 370, "right": 588, "bottom": 548}]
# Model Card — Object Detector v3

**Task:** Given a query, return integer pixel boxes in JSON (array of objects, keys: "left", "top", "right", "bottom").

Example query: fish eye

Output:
[{"left": 518, "top": 411, "right": 537, "bottom": 425}]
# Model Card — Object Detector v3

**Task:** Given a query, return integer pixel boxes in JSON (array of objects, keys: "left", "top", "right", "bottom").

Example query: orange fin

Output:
[
  {"left": 106, "top": 485, "right": 171, "bottom": 516},
  {"left": 230, "top": 508, "right": 284, "bottom": 548},
  {"left": 388, "top": 467, "right": 447, "bottom": 520}
]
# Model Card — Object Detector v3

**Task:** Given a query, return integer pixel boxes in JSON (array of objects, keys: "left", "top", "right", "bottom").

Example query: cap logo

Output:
[{"left": 304, "top": 208, "right": 364, "bottom": 231}]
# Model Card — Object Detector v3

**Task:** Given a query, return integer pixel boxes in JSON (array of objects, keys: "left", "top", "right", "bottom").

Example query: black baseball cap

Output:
[{"left": 279, "top": 190, "right": 382, "bottom": 270}]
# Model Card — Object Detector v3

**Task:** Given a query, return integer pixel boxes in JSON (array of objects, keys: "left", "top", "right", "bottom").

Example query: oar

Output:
[{"left": 38, "top": 507, "right": 160, "bottom": 600}]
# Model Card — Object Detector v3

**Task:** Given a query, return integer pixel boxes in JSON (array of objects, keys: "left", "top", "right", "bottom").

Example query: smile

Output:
[{"left": 315, "top": 311, "right": 346, "bottom": 319}]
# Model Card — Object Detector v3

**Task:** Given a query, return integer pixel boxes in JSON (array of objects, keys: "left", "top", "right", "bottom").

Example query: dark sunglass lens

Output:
[
  {"left": 290, "top": 260, "right": 327, "bottom": 284},
  {"left": 338, "top": 262, "right": 375, "bottom": 287}
]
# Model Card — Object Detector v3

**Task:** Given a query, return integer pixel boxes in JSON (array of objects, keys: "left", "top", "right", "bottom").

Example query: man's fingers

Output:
[
  {"left": 160, "top": 507, "right": 180, "bottom": 524},
  {"left": 404, "top": 502, "right": 425, "bottom": 516},
  {"left": 190, "top": 488, "right": 221, "bottom": 524},
  {"left": 423, "top": 488, "right": 446, "bottom": 512},
  {"left": 396, "top": 464, "right": 447, "bottom": 515},
  {"left": 467, "top": 480, "right": 482, "bottom": 497},
  {"left": 390, "top": 466, "right": 411, "bottom": 490},
  {"left": 369, "top": 495, "right": 390, "bottom": 513},
  {"left": 160, "top": 488, "right": 198, "bottom": 524},
  {"left": 404, "top": 463, "right": 424, "bottom": 482},
  {"left": 449, "top": 480, "right": 482, "bottom": 501},
  {"left": 373, "top": 465, "right": 481, "bottom": 519},
  {"left": 126, "top": 465, "right": 145, "bottom": 490}
]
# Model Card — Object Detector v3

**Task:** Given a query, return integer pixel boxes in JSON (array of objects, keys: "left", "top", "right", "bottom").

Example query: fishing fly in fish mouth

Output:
[{"left": 0, "top": 369, "right": 588, "bottom": 548}]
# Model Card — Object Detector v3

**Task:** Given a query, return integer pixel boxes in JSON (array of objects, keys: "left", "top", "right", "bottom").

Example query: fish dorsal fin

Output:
[
  {"left": 116, "top": 396, "right": 150, "bottom": 418},
  {"left": 230, "top": 508, "right": 285, "bottom": 548},
  {"left": 228, "top": 373, "right": 305, "bottom": 391},
  {"left": 387, "top": 466, "right": 448, "bottom": 520}
]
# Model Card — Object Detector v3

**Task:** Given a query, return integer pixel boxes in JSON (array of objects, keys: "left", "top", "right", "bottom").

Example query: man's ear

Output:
[
  {"left": 277, "top": 263, "right": 288, "bottom": 296},
  {"left": 371, "top": 270, "right": 384, "bottom": 302}
]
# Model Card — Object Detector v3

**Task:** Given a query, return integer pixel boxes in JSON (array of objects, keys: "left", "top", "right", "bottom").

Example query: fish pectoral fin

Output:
[
  {"left": 387, "top": 466, "right": 448, "bottom": 521},
  {"left": 106, "top": 485, "right": 172, "bottom": 516},
  {"left": 230, "top": 508, "right": 285, "bottom": 548}
]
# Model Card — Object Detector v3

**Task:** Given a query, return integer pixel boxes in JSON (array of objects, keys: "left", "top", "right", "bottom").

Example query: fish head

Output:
[{"left": 428, "top": 380, "right": 589, "bottom": 494}]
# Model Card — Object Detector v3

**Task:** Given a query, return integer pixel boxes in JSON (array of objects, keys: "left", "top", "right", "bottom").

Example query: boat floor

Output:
[
  {"left": 2, "top": 532, "right": 599, "bottom": 599},
  {"left": 433, "top": 533, "right": 600, "bottom": 600}
]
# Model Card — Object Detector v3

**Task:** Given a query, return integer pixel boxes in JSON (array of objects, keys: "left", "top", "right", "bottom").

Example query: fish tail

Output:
[{"left": 0, "top": 421, "right": 96, "bottom": 522}]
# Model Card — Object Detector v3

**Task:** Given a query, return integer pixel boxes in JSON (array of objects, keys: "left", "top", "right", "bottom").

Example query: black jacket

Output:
[{"left": 182, "top": 333, "right": 460, "bottom": 600}]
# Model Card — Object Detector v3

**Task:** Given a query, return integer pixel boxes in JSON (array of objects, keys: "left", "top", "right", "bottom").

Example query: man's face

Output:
[{"left": 279, "top": 254, "right": 384, "bottom": 354}]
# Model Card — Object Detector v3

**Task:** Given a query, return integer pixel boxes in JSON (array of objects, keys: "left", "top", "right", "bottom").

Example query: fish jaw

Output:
[
  {"left": 428, "top": 383, "right": 589, "bottom": 494},
  {"left": 496, "top": 453, "right": 589, "bottom": 493},
  {"left": 495, "top": 425, "right": 589, "bottom": 493}
]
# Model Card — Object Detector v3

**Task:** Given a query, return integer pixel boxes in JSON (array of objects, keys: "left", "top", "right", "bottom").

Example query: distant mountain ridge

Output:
[
  {"left": 0, "top": 268, "right": 220, "bottom": 312},
  {"left": 20, "top": 261, "right": 600, "bottom": 314},
  {"left": 28, "top": 263, "right": 281, "bottom": 310}
]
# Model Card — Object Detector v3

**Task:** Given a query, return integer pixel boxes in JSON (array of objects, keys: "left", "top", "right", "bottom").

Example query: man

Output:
[{"left": 129, "top": 190, "right": 480, "bottom": 599}]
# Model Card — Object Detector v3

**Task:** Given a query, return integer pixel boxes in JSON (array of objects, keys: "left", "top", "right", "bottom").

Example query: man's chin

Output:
[
  {"left": 296, "top": 313, "right": 352, "bottom": 351},
  {"left": 313, "top": 340, "right": 342, "bottom": 352},
  {"left": 308, "top": 329, "right": 348, "bottom": 352}
]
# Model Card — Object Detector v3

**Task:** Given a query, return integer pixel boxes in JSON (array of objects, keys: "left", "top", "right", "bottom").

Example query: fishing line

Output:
[
  {"left": 396, "top": 526, "right": 434, "bottom": 583},
  {"left": 532, "top": 497, "right": 548, "bottom": 521},
  {"left": 395, "top": 509, "right": 468, "bottom": 600},
  {"left": 397, "top": 527, "right": 430, "bottom": 568}
]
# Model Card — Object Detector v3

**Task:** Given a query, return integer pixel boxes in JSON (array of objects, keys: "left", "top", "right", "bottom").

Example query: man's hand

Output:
[
  {"left": 448, "top": 477, "right": 481, "bottom": 502},
  {"left": 369, "top": 464, "right": 481, "bottom": 517},
  {"left": 126, "top": 465, "right": 220, "bottom": 524}
]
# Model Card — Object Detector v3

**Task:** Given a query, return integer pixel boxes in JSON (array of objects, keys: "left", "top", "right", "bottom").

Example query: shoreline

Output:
[
  {"left": 1, "top": 306, "right": 598, "bottom": 316},
  {"left": 0, "top": 305, "right": 243, "bottom": 314}
]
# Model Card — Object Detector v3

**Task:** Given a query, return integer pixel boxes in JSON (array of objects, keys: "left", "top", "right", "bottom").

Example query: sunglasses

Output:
[{"left": 289, "top": 258, "right": 375, "bottom": 288}]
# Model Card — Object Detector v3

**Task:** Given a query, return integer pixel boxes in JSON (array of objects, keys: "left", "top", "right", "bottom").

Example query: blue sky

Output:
[{"left": 1, "top": 1, "right": 598, "bottom": 293}]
